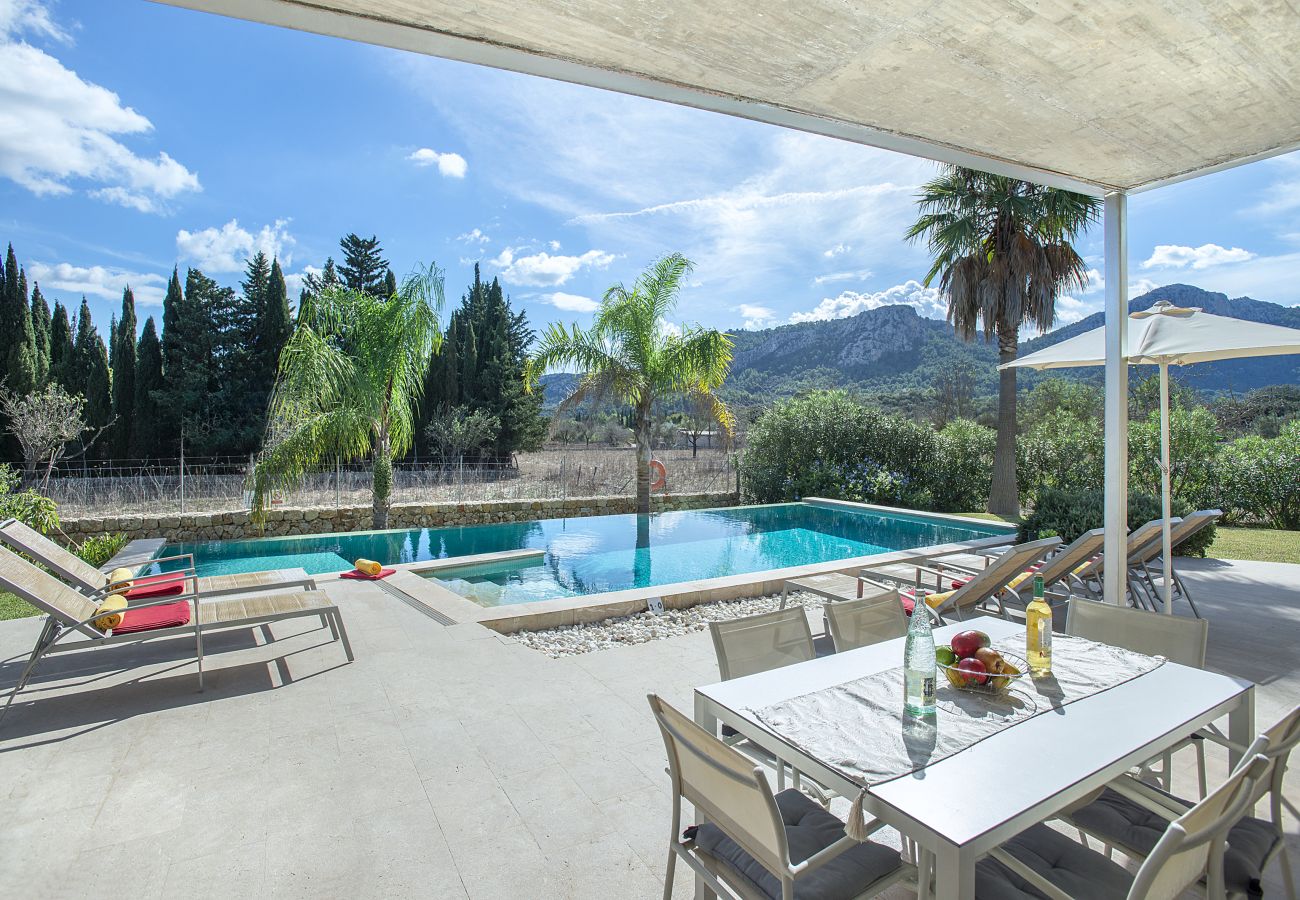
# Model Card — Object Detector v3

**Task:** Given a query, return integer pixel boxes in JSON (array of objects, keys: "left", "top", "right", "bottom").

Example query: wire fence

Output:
[{"left": 22, "top": 448, "right": 739, "bottom": 517}]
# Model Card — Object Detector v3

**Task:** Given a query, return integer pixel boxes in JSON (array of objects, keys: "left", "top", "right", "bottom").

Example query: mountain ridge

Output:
[{"left": 539, "top": 284, "right": 1300, "bottom": 409}]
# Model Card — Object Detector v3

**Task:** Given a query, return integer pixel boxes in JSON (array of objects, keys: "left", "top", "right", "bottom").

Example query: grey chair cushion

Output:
[
  {"left": 1069, "top": 786, "right": 1278, "bottom": 899},
  {"left": 974, "top": 824, "right": 1132, "bottom": 900},
  {"left": 692, "top": 788, "right": 902, "bottom": 900}
]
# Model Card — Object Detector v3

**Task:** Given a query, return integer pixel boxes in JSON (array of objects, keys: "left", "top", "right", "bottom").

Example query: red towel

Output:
[
  {"left": 124, "top": 572, "right": 187, "bottom": 600},
  {"left": 112, "top": 599, "right": 192, "bottom": 634},
  {"left": 339, "top": 568, "right": 396, "bottom": 581}
]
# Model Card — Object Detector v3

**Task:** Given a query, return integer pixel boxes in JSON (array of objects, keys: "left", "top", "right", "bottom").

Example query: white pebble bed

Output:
[{"left": 510, "top": 591, "right": 822, "bottom": 658}]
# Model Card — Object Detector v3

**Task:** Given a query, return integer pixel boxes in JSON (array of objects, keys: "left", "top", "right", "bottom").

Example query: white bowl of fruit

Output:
[{"left": 936, "top": 630, "right": 1026, "bottom": 693}]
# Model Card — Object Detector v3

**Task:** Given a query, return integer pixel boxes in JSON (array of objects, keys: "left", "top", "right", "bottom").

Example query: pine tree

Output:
[
  {"left": 111, "top": 287, "right": 138, "bottom": 458},
  {"left": 30, "top": 284, "right": 50, "bottom": 388},
  {"left": 300, "top": 256, "right": 341, "bottom": 314},
  {"left": 132, "top": 317, "right": 164, "bottom": 458},
  {"left": 338, "top": 234, "right": 389, "bottom": 296},
  {"left": 71, "top": 298, "right": 113, "bottom": 448},
  {"left": 0, "top": 245, "right": 36, "bottom": 396},
  {"left": 417, "top": 265, "right": 544, "bottom": 460},
  {"left": 49, "top": 300, "right": 72, "bottom": 389}
]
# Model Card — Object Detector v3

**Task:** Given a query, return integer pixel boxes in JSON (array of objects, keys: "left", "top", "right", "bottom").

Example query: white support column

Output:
[{"left": 1102, "top": 192, "right": 1130, "bottom": 605}]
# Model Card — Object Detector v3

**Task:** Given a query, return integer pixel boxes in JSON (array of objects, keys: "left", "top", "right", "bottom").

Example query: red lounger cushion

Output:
[
  {"left": 124, "top": 572, "right": 187, "bottom": 600},
  {"left": 112, "top": 599, "right": 191, "bottom": 634}
]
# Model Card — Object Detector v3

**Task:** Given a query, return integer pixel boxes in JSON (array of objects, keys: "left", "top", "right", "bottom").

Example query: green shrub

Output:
[
  {"left": 77, "top": 532, "right": 129, "bottom": 568},
  {"left": 740, "top": 391, "right": 975, "bottom": 511},
  {"left": 1020, "top": 487, "right": 1215, "bottom": 556},
  {"left": 1210, "top": 422, "right": 1300, "bottom": 529},
  {"left": 1128, "top": 406, "right": 1222, "bottom": 509},
  {"left": 932, "top": 419, "right": 995, "bottom": 512},
  {"left": 1017, "top": 410, "right": 1104, "bottom": 505},
  {"left": 0, "top": 464, "right": 58, "bottom": 534}
]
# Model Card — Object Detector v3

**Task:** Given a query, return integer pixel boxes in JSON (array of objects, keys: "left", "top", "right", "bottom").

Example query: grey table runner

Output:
[{"left": 750, "top": 634, "right": 1164, "bottom": 792}]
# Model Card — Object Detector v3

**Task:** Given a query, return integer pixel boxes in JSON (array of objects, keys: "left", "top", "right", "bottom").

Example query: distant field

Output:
[{"left": 38, "top": 447, "right": 738, "bottom": 518}]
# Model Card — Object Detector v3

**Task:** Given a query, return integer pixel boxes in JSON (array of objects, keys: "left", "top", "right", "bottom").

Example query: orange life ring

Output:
[{"left": 649, "top": 459, "right": 667, "bottom": 491}]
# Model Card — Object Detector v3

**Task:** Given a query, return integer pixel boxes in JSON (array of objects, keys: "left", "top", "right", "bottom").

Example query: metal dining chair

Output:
[
  {"left": 1066, "top": 596, "right": 1212, "bottom": 796},
  {"left": 647, "top": 694, "right": 914, "bottom": 900},
  {"left": 824, "top": 591, "right": 908, "bottom": 653},
  {"left": 975, "top": 753, "right": 1272, "bottom": 900},
  {"left": 708, "top": 607, "right": 823, "bottom": 797},
  {"left": 1064, "top": 703, "right": 1300, "bottom": 900}
]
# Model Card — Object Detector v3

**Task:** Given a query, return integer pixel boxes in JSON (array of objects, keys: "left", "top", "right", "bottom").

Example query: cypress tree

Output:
[
  {"left": 157, "top": 268, "right": 222, "bottom": 453},
  {"left": 112, "top": 287, "right": 138, "bottom": 458},
  {"left": 72, "top": 298, "right": 113, "bottom": 444},
  {"left": 338, "top": 233, "right": 389, "bottom": 296},
  {"left": 159, "top": 267, "right": 184, "bottom": 449},
  {"left": 109, "top": 315, "right": 118, "bottom": 371},
  {"left": 49, "top": 300, "right": 72, "bottom": 389},
  {"left": 260, "top": 258, "right": 292, "bottom": 376},
  {"left": 384, "top": 267, "right": 398, "bottom": 299},
  {"left": 132, "top": 317, "right": 164, "bottom": 458},
  {"left": 0, "top": 245, "right": 36, "bottom": 396},
  {"left": 30, "top": 284, "right": 50, "bottom": 387}
]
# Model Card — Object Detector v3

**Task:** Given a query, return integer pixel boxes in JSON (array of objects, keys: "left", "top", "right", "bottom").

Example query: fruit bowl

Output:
[{"left": 938, "top": 649, "right": 1029, "bottom": 694}]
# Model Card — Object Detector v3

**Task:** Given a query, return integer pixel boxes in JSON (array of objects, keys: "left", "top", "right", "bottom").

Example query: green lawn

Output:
[
  {"left": 0, "top": 592, "right": 37, "bottom": 622},
  {"left": 954, "top": 514, "right": 1297, "bottom": 566},
  {"left": 1207, "top": 526, "right": 1300, "bottom": 564}
]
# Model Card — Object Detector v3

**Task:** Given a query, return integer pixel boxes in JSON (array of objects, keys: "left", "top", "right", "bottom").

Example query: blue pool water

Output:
[{"left": 155, "top": 502, "right": 1011, "bottom": 607}]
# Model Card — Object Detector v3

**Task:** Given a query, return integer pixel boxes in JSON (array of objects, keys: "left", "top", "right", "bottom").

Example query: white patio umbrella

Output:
[{"left": 1003, "top": 300, "right": 1300, "bottom": 612}]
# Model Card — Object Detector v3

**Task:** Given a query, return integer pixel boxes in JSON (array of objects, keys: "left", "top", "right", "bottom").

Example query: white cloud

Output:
[
  {"left": 176, "top": 218, "right": 295, "bottom": 273},
  {"left": 1142, "top": 243, "right": 1255, "bottom": 270},
  {"left": 813, "top": 269, "right": 872, "bottom": 286},
  {"left": 407, "top": 147, "right": 467, "bottom": 178},
  {"left": 548, "top": 240, "right": 561, "bottom": 251},
  {"left": 456, "top": 228, "right": 490, "bottom": 245},
  {"left": 790, "top": 280, "right": 947, "bottom": 323},
  {"left": 734, "top": 303, "right": 776, "bottom": 329},
  {"left": 823, "top": 243, "right": 850, "bottom": 259},
  {"left": 28, "top": 261, "right": 166, "bottom": 306},
  {"left": 658, "top": 318, "right": 682, "bottom": 339},
  {"left": 0, "top": 5, "right": 200, "bottom": 212},
  {"left": 1, "top": 1, "right": 69, "bottom": 42},
  {"left": 283, "top": 265, "right": 320, "bottom": 300},
  {"left": 542, "top": 291, "right": 599, "bottom": 313},
  {"left": 490, "top": 247, "right": 614, "bottom": 287}
]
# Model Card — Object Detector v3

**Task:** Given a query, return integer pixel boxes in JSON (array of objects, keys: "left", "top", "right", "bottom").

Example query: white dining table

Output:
[{"left": 693, "top": 615, "right": 1254, "bottom": 900}]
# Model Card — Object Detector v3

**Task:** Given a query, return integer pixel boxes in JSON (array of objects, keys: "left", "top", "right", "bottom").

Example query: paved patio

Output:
[{"left": 0, "top": 556, "right": 1296, "bottom": 898}]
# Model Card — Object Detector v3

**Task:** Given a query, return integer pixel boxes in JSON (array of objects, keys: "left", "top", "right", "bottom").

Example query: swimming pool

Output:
[{"left": 153, "top": 502, "right": 1012, "bottom": 607}]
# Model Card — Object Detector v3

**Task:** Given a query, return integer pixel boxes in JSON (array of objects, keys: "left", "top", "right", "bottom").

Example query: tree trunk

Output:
[
  {"left": 634, "top": 402, "right": 652, "bottom": 516},
  {"left": 372, "top": 432, "right": 392, "bottom": 529},
  {"left": 989, "top": 327, "right": 1020, "bottom": 517}
]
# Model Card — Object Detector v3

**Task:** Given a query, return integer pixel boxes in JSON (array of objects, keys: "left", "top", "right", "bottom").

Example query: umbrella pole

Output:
[{"left": 1160, "top": 362, "right": 1173, "bottom": 613}]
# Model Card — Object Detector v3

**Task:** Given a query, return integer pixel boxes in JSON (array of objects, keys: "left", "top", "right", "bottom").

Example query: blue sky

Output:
[{"left": 3, "top": 0, "right": 1299, "bottom": 342}]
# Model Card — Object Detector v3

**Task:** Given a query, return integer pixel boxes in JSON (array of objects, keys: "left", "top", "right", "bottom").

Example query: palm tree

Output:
[
  {"left": 525, "top": 253, "right": 734, "bottom": 516},
  {"left": 250, "top": 266, "right": 443, "bottom": 529},
  {"left": 907, "top": 166, "right": 1099, "bottom": 516}
]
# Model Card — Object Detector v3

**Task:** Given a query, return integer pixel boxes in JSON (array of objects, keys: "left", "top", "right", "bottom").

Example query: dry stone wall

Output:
[{"left": 59, "top": 492, "right": 739, "bottom": 544}]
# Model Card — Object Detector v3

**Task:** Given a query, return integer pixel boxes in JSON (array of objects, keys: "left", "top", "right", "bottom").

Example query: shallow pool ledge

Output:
[{"left": 416, "top": 530, "right": 1016, "bottom": 635}]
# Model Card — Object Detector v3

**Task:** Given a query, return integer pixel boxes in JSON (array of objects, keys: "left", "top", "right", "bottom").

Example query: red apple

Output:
[
  {"left": 950, "top": 630, "right": 990, "bottom": 659},
  {"left": 956, "top": 657, "right": 989, "bottom": 686}
]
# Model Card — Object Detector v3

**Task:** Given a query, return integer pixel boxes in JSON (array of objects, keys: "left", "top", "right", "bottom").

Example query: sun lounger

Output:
[
  {"left": 0, "top": 517, "right": 316, "bottom": 600},
  {"left": 0, "top": 544, "right": 351, "bottom": 726},
  {"left": 1131, "top": 509, "right": 1220, "bottom": 618},
  {"left": 859, "top": 536, "right": 1061, "bottom": 624},
  {"left": 1071, "top": 518, "right": 1175, "bottom": 606}
]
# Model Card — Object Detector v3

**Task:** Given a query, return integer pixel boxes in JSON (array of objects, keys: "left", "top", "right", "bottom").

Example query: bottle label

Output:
[{"left": 922, "top": 676, "right": 935, "bottom": 705}]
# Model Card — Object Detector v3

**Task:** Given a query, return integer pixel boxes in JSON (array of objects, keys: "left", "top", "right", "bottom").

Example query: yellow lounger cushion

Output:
[{"left": 93, "top": 595, "right": 129, "bottom": 632}]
